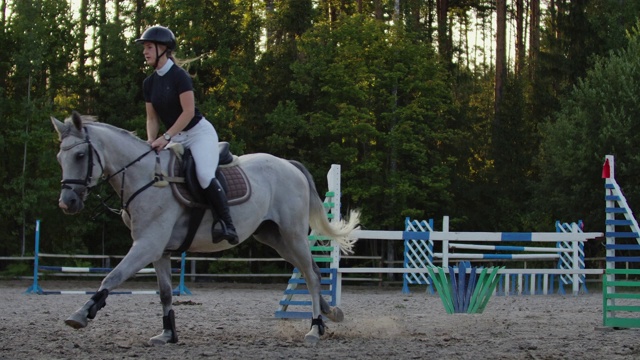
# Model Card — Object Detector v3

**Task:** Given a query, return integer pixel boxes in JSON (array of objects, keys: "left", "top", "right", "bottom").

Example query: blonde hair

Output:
[{"left": 168, "top": 50, "right": 211, "bottom": 69}]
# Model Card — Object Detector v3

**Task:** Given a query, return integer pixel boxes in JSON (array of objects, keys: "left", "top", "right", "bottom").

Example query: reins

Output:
[{"left": 99, "top": 149, "right": 158, "bottom": 216}]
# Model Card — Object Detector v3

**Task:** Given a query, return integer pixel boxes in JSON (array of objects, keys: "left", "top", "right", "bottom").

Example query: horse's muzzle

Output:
[{"left": 59, "top": 190, "right": 85, "bottom": 214}]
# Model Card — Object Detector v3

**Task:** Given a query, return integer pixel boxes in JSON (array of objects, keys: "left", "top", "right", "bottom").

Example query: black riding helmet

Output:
[
  {"left": 135, "top": 25, "right": 176, "bottom": 49},
  {"left": 135, "top": 26, "right": 176, "bottom": 68}
]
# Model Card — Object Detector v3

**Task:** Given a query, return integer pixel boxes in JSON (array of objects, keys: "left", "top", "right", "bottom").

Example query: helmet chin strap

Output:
[{"left": 154, "top": 43, "right": 169, "bottom": 69}]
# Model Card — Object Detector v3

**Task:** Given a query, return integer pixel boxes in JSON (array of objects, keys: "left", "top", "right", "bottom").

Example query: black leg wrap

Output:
[
  {"left": 88, "top": 289, "right": 109, "bottom": 320},
  {"left": 311, "top": 316, "right": 326, "bottom": 336},
  {"left": 162, "top": 309, "right": 179, "bottom": 343}
]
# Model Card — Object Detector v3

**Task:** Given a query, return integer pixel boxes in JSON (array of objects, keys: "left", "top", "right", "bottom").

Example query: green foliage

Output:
[
  {"left": 207, "top": 258, "right": 249, "bottom": 275},
  {"left": 287, "top": 16, "right": 457, "bottom": 229},
  {"left": 0, "top": 262, "right": 31, "bottom": 277},
  {"left": 537, "top": 22, "right": 640, "bottom": 232}
]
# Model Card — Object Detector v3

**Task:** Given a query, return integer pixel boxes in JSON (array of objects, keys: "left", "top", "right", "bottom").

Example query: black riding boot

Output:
[{"left": 203, "top": 178, "right": 239, "bottom": 245}]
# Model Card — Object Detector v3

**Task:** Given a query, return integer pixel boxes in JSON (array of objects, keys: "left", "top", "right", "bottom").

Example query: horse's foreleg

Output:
[
  {"left": 64, "top": 288, "right": 109, "bottom": 329},
  {"left": 149, "top": 254, "right": 178, "bottom": 345},
  {"left": 64, "top": 242, "right": 163, "bottom": 329}
]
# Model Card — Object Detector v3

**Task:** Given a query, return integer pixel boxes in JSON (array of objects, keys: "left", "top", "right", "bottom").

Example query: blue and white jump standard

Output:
[
  {"left": 25, "top": 220, "right": 191, "bottom": 296},
  {"left": 602, "top": 154, "right": 640, "bottom": 328}
]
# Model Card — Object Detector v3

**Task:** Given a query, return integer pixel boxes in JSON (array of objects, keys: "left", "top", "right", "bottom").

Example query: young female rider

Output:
[{"left": 135, "top": 25, "right": 238, "bottom": 245}]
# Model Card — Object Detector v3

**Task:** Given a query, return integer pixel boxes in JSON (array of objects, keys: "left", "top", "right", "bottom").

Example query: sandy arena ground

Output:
[{"left": 1, "top": 279, "right": 639, "bottom": 359}]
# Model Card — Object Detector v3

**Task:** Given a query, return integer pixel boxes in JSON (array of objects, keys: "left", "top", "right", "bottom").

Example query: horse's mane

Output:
[{"left": 64, "top": 114, "right": 147, "bottom": 145}]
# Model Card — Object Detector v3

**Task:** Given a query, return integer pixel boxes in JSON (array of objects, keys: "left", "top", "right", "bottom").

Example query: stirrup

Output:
[{"left": 211, "top": 221, "right": 239, "bottom": 245}]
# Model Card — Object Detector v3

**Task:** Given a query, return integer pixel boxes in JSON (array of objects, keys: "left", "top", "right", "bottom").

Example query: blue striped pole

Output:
[
  {"left": 41, "top": 290, "right": 159, "bottom": 295},
  {"left": 450, "top": 243, "right": 572, "bottom": 252},
  {"left": 37, "top": 266, "right": 181, "bottom": 274},
  {"left": 441, "top": 253, "right": 559, "bottom": 260}
]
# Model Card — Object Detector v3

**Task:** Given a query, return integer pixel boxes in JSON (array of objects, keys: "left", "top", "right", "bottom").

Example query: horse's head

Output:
[{"left": 51, "top": 111, "right": 105, "bottom": 214}]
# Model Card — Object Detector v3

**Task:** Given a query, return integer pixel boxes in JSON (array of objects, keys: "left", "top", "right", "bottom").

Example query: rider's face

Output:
[{"left": 142, "top": 42, "right": 167, "bottom": 67}]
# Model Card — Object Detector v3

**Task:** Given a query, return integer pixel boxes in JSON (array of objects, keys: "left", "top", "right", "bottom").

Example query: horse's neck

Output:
[{"left": 91, "top": 125, "right": 157, "bottom": 189}]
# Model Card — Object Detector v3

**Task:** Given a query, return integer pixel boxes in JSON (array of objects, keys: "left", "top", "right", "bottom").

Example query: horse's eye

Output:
[{"left": 75, "top": 152, "right": 85, "bottom": 160}]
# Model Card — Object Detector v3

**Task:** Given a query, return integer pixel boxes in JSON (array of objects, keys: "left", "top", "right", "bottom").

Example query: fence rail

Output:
[{"left": 0, "top": 253, "right": 612, "bottom": 286}]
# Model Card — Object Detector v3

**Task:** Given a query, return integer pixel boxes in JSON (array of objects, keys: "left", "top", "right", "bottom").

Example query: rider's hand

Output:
[{"left": 150, "top": 137, "right": 169, "bottom": 151}]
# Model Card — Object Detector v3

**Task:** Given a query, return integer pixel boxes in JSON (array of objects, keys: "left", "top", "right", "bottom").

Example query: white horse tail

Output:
[{"left": 288, "top": 161, "right": 361, "bottom": 254}]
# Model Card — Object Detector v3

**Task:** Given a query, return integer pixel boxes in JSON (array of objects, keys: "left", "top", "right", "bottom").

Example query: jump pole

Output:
[{"left": 25, "top": 219, "right": 191, "bottom": 295}]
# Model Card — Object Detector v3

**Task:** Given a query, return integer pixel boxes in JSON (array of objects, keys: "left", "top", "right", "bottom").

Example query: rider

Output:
[{"left": 135, "top": 25, "right": 238, "bottom": 245}]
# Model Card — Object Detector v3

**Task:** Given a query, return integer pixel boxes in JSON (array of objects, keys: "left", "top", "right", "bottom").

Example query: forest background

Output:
[{"left": 2, "top": 0, "right": 640, "bottom": 276}]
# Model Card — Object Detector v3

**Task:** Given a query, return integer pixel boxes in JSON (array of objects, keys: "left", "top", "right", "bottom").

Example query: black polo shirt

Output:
[{"left": 143, "top": 64, "right": 202, "bottom": 131}]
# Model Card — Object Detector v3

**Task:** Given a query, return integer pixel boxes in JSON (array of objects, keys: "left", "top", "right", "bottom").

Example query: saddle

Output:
[
  {"left": 167, "top": 142, "right": 251, "bottom": 207},
  {"left": 162, "top": 142, "right": 251, "bottom": 253}
]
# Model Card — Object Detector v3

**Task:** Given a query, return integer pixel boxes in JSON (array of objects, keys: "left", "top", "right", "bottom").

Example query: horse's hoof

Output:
[
  {"left": 304, "top": 325, "right": 322, "bottom": 345},
  {"left": 149, "top": 330, "right": 177, "bottom": 346},
  {"left": 149, "top": 335, "right": 168, "bottom": 346},
  {"left": 64, "top": 313, "right": 88, "bottom": 329},
  {"left": 325, "top": 307, "right": 344, "bottom": 323},
  {"left": 304, "top": 332, "right": 320, "bottom": 345}
]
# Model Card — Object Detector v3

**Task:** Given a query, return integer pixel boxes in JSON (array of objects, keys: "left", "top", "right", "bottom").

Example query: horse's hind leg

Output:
[
  {"left": 311, "top": 260, "right": 343, "bottom": 323},
  {"left": 254, "top": 221, "right": 337, "bottom": 344},
  {"left": 149, "top": 253, "right": 178, "bottom": 345}
]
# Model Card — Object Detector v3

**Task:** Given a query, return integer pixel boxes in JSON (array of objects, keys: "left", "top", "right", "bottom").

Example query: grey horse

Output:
[{"left": 51, "top": 111, "right": 360, "bottom": 345}]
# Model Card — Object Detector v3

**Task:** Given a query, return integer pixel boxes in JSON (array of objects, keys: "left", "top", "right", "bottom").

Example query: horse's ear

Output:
[
  {"left": 51, "top": 116, "right": 66, "bottom": 139},
  {"left": 71, "top": 111, "right": 83, "bottom": 131}
]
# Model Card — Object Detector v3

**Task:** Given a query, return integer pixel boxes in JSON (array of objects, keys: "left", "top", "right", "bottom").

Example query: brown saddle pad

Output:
[{"left": 168, "top": 151, "right": 251, "bottom": 208}]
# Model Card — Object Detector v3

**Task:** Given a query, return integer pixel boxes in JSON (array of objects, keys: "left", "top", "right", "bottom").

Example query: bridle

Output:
[
  {"left": 60, "top": 127, "right": 104, "bottom": 196},
  {"left": 60, "top": 126, "right": 157, "bottom": 215}
]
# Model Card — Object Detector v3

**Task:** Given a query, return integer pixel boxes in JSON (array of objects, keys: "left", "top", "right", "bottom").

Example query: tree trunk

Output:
[
  {"left": 329, "top": 0, "right": 337, "bottom": 24},
  {"left": 394, "top": 0, "right": 400, "bottom": 23},
  {"left": 529, "top": 0, "right": 540, "bottom": 81},
  {"left": 515, "top": 0, "right": 525, "bottom": 76},
  {"left": 78, "top": 0, "right": 88, "bottom": 109},
  {"left": 135, "top": 0, "right": 144, "bottom": 39},
  {"left": 98, "top": 0, "right": 106, "bottom": 67},
  {"left": 436, "top": 0, "right": 451, "bottom": 64},
  {"left": 374, "top": 0, "right": 383, "bottom": 20},
  {"left": 0, "top": 0, "right": 5, "bottom": 28},
  {"left": 0, "top": 0, "right": 6, "bottom": 89},
  {"left": 410, "top": 0, "right": 421, "bottom": 33},
  {"left": 265, "top": 0, "right": 274, "bottom": 50},
  {"left": 426, "top": 0, "right": 434, "bottom": 44},
  {"left": 495, "top": 0, "right": 507, "bottom": 117}
]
